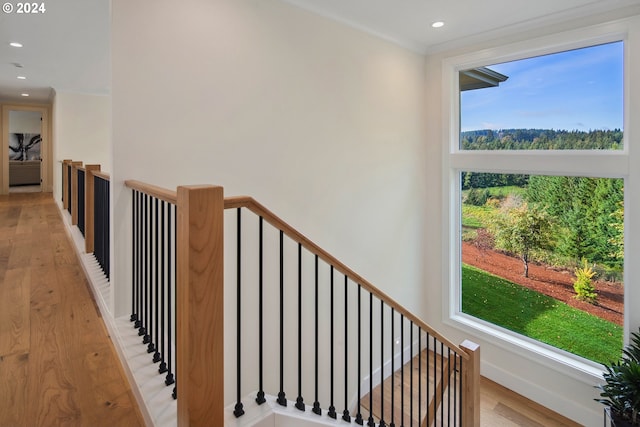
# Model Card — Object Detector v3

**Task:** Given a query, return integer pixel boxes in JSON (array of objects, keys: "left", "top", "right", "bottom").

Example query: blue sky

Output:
[{"left": 460, "top": 41, "right": 624, "bottom": 132}]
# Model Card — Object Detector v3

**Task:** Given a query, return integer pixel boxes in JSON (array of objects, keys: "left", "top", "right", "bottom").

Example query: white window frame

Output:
[{"left": 441, "top": 21, "right": 637, "bottom": 384}]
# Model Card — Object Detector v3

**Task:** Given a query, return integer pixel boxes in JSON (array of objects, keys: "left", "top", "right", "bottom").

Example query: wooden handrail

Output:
[
  {"left": 93, "top": 170, "right": 111, "bottom": 181},
  {"left": 125, "top": 179, "right": 177, "bottom": 204},
  {"left": 224, "top": 195, "right": 468, "bottom": 358},
  {"left": 123, "top": 184, "right": 469, "bottom": 359}
]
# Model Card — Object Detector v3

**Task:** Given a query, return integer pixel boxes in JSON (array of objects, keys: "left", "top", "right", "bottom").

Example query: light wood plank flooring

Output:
[
  {"left": 359, "top": 347, "right": 581, "bottom": 427},
  {"left": 0, "top": 192, "right": 144, "bottom": 427},
  {"left": 480, "top": 377, "right": 580, "bottom": 427}
]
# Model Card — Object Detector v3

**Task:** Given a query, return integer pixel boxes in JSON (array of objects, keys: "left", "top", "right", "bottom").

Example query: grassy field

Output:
[
  {"left": 461, "top": 185, "right": 526, "bottom": 229},
  {"left": 462, "top": 204, "right": 495, "bottom": 228},
  {"left": 462, "top": 264, "right": 622, "bottom": 364}
]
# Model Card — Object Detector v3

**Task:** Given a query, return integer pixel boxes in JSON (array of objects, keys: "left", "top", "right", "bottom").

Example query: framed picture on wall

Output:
[{"left": 9, "top": 133, "right": 41, "bottom": 161}]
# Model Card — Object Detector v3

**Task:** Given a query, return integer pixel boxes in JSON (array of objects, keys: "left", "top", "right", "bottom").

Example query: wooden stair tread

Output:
[{"left": 359, "top": 348, "right": 456, "bottom": 426}]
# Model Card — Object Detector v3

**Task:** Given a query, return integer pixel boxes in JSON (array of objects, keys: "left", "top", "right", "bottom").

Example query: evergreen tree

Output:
[{"left": 526, "top": 175, "right": 623, "bottom": 267}]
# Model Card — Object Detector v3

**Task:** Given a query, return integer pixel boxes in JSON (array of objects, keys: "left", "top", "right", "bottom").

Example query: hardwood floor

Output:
[
  {"left": 358, "top": 349, "right": 582, "bottom": 427},
  {"left": 480, "top": 377, "right": 580, "bottom": 427},
  {"left": 0, "top": 193, "right": 144, "bottom": 427}
]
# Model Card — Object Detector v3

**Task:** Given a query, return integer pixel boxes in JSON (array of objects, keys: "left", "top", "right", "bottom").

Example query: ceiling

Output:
[
  {"left": 283, "top": 0, "right": 640, "bottom": 52},
  {"left": 0, "top": 0, "right": 109, "bottom": 103},
  {"left": 1, "top": 0, "right": 639, "bottom": 104}
]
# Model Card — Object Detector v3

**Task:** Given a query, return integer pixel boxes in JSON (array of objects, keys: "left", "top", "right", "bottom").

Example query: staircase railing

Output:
[
  {"left": 60, "top": 160, "right": 110, "bottom": 279},
  {"left": 92, "top": 171, "right": 110, "bottom": 280},
  {"left": 124, "top": 180, "right": 480, "bottom": 427}
]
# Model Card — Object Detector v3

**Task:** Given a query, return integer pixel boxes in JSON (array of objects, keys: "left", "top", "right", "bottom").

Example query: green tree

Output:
[
  {"left": 610, "top": 200, "right": 624, "bottom": 261},
  {"left": 491, "top": 202, "right": 554, "bottom": 277},
  {"left": 573, "top": 259, "right": 598, "bottom": 303},
  {"left": 526, "top": 175, "right": 623, "bottom": 267}
]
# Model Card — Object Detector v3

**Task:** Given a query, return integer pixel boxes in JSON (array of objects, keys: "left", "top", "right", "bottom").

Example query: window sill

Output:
[{"left": 445, "top": 312, "right": 605, "bottom": 385}]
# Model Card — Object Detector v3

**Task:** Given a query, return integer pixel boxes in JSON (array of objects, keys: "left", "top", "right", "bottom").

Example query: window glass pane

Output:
[
  {"left": 459, "top": 41, "right": 623, "bottom": 150},
  {"left": 461, "top": 172, "right": 623, "bottom": 363}
]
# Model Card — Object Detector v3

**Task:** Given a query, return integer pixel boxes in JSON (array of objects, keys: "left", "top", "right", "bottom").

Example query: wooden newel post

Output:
[
  {"left": 176, "top": 185, "right": 225, "bottom": 427},
  {"left": 460, "top": 340, "right": 480, "bottom": 427},
  {"left": 62, "top": 159, "right": 72, "bottom": 209},
  {"left": 70, "top": 161, "right": 82, "bottom": 225}
]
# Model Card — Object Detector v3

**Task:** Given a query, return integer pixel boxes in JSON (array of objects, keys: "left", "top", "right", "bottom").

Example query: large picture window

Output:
[{"left": 448, "top": 38, "right": 627, "bottom": 367}]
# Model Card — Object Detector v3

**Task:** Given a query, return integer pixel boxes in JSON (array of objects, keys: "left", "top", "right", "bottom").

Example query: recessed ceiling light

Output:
[
  {"left": 432, "top": 21, "right": 445, "bottom": 28},
  {"left": 10, "top": 42, "right": 23, "bottom": 48},
  {"left": 17, "top": 76, "right": 26, "bottom": 80},
  {"left": 21, "top": 93, "right": 29, "bottom": 97}
]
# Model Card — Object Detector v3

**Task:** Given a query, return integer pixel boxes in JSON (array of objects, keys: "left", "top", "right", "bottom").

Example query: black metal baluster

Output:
[
  {"left": 145, "top": 195, "right": 154, "bottom": 351},
  {"left": 419, "top": 328, "right": 422, "bottom": 426},
  {"left": 295, "top": 243, "right": 305, "bottom": 412},
  {"left": 172, "top": 206, "right": 177, "bottom": 399},
  {"left": 131, "top": 190, "right": 137, "bottom": 324},
  {"left": 277, "top": 230, "right": 286, "bottom": 407},
  {"left": 440, "top": 341, "right": 444, "bottom": 426},
  {"left": 94, "top": 177, "right": 100, "bottom": 271},
  {"left": 105, "top": 179, "right": 110, "bottom": 280},
  {"left": 256, "top": 217, "right": 266, "bottom": 405},
  {"left": 153, "top": 198, "right": 161, "bottom": 363},
  {"left": 379, "top": 300, "right": 386, "bottom": 427},
  {"left": 100, "top": 179, "right": 105, "bottom": 275},
  {"left": 447, "top": 348, "right": 452, "bottom": 427},
  {"left": 139, "top": 194, "right": 147, "bottom": 339},
  {"left": 454, "top": 353, "right": 462, "bottom": 426},
  {"left": 143, "top": 194, "right": 152, "bottom": 348},
  {"left": 165, "top": 204, "right": 174, "bottom": 386},
  {"left": 452, "top": 352, "right": 456, "bottom": 426},
  {"left": 327, "top": 266, "right": 337, "bottom": 419},
  {"left": 342, "top": 275, "right": 351, "bottom": 423},
  {"left": 148, "top": 197, "right": 157, "bottom": 356},
  {"left": 410, "top": 321, "right": 414, "bottom": 427},
  {"left": 390, "top": 308, "right": 395, "bottom": 427},
  {"left": 433, "top": 336, "right": 437, "bottom": 427},
  {"left": 234, "top": 209, "right": 244, "bottom": 417},
  {"left": 400, "top": 315, "right": 404, "bottom": 427},
  {"left": 135, "top": 191, "right": 142, "bottom": 329},
  {"left": 355, "top": 285, "right": 363, "bottom": 426},
  {"left": 367, "top": 293, "right": 373, "bottom": 427},
  {"left": 159, "top": 200, "right": 168, "bottom": 375},
  {"left": 457, "top": 354, "right": 462, "bottom": 426},
  {"left": 426, "top": 332, "right": 431, "bottom": 425},
  {"left": 312, "top": 254, "right": 321, "bottom": 415}
]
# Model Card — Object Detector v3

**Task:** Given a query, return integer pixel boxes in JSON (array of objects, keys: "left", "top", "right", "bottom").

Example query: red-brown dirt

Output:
[{"left": 462, "top": 241, "right": 624, "bottom": 326}]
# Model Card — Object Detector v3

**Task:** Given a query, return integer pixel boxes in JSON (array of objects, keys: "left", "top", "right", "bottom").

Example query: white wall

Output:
[
  {"left": 53, "top": 91, "right": 111, "bottom": 201},
  {"left": 112, "top": 1, "right": 428, "bottom": 315},
  {"left": 112, "top": 0, "right": 428, "bottom": 411}
]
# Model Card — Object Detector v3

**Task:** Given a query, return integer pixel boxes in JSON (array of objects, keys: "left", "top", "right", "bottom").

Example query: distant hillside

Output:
[{"left": 460, "top": 128, "right": 623, "bottom": 150}]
